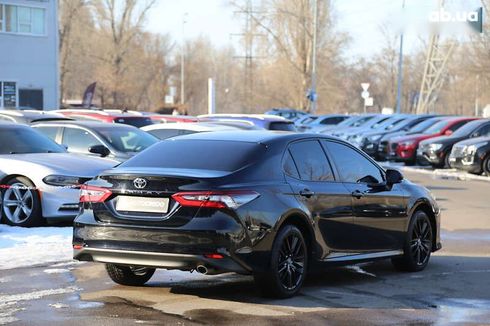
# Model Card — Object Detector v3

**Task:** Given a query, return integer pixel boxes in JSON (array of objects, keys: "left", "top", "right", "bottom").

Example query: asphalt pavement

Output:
[{"left": 1, "top": 170, "right": 490, "bottom": 325}]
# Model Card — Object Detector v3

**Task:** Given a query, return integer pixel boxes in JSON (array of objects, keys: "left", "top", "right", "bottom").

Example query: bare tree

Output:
[{"left": 92, "top": 0, "right": 157, "bottom": 106}]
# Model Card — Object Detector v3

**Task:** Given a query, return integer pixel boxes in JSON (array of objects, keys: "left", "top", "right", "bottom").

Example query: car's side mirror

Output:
[
  {"left": 386, "top": 168, "right": 404, "bottom": 185},
  {"left": 444, "top": 129, "right": 453, "bottom": 136},
  {"left": 88, "top": 144, "right": 110, "bottom": 157}
]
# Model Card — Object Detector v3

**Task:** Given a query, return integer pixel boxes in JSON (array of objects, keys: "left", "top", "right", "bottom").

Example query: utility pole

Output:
[
  {"left": 395, "top": 0, "right": 405, "bottom": 114},
  {"left": 309, "top": 0, "right": 318, "bottom": 114},
  {"left": 180, "top": 13, "right": 188, "bottom": 106},
  {"left": 416, "top": 0, "right": 455, "bottom": 114},
  {"left": 232, "top": 0, "right": 263, "bottom": 112}
]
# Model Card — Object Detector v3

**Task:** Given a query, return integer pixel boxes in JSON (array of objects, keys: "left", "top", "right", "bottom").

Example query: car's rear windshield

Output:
[
  {"left": 120, "top": 139, "right": 266, "bottom": 172},
  {"left": 269, "top": 121, "right": 296, "bottom": 131},
  {"left": 0, "top": 128, "right": 65, "bottom": 154},
  {"left": 114, "top": 117, "right": 153, "bottom": 128}
]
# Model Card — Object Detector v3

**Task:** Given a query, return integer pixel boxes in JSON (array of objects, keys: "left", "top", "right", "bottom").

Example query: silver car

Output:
[{"left": 0, "top": 123, "right": 117, "bottom": 226}]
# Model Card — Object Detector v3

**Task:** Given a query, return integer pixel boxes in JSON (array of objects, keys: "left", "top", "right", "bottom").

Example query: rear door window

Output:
[
  {"left": 288, "top": 140, "right": 335, "bottom": 181},
  {"left": 323, "top": 141, "right": 384, "bottom": 184}
]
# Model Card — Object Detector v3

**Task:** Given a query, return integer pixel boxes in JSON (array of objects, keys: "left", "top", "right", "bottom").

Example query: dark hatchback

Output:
[
  {"left": 73, "top": 131, "right": 441, "bottom": 298},
  {"left": 418, "top": 119, "right": 490, "bottom": 168}
]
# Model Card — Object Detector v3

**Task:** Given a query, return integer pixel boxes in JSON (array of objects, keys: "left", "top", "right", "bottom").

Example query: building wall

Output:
[{"left": 0, "top": 0, "right": 59, "bottom": 110}]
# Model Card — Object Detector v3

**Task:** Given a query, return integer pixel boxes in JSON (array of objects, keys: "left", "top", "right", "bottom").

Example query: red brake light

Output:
[
  {"left": 172, "top": 191, "right": 259, "bottom": 209},
  {"left": 79, "top": 185, "right": 112, "bottom": 203},
  {"left": 204, "top": 253, "right": 224, "bottom": 259}
]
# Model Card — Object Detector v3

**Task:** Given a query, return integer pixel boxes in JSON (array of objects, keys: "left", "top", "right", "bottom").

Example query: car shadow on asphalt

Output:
[{"left": 148, "top": 255, "right": 490, "bottom": 310}]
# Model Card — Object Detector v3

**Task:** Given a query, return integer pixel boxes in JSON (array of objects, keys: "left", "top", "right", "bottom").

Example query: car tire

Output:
[
  {"left": 254, "top": 225, "right": 308, "bottom": 298},
  {"left": 105, "top": 264, "right": 155, "bottom": 286},
  {"left": 392, "top": 210, "right": 433, "bottom": 272},
  {"left": 483, "top": 155, "right": 490, "bottom": 177},
  {"left": 1, "top": 177, "right": 43, "bottom": 227}
]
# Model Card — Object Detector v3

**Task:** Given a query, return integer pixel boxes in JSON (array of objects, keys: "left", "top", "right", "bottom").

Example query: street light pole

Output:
[
  {"left": 310, "top": 0, "right": 318, "bottom": 114},
  {"left": 395, "top": 0, "right": 406, "bottom": 114},
  {"left": 180, "top": 13, "right": 188, "bottom": 106}
]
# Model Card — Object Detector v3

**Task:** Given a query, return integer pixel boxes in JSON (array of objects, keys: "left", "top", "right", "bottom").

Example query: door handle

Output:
[
  {"left": 351, "top": 190, "right": 365, "bottom": 199},
  {"left": 299, "top": 189, "right": 315, "bottom": 198}
]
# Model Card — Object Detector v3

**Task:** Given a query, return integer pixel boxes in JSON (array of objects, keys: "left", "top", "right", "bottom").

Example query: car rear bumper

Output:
[
  {"left": 73, "top": 247, "right": 248, "bottom": 274},
  {"left": 73, "top": 213, "right": 256, "bottom": 275}
]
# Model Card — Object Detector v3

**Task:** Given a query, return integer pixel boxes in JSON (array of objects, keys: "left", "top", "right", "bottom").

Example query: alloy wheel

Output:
[
  {"left": 2, "top": 182, "right": 34, "bottom": 224},
  {"left": 410, "top": 217, "right": 432, "bottom": 266},
  {"left": 277, "top": 233, "right": 306, "bottom": 290}
]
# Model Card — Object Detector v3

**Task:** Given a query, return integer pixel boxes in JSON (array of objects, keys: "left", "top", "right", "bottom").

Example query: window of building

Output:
[
  {"left": 1, "top": 4, "right": 45, "bottom": 35},
  {"left": 1, "top": 81, "right": 17, "bottom": 107}
]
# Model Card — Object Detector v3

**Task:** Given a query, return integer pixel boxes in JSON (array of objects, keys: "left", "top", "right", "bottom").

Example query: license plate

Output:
[{"left": 116, "top": 196, "right": 169, "bottom": 214}]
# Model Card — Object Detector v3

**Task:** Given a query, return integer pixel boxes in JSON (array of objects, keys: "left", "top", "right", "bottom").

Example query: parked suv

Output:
[
  {"left": 418, "top": 119, "right": 490, "bottom": 168},
  {"left": 74, "top": 131, "right": 441, "bottom": 298},
  {"left": 449, "top": 137, "right": 490, "bottom": 175}
]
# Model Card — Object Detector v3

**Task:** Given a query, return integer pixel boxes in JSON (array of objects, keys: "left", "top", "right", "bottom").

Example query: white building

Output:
[{"left": 0, "top": 0, "right": 58, "bottom": 110}]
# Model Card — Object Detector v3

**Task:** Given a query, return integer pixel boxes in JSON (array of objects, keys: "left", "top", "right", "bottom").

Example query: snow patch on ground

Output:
[
  {"left": 345, "top": 265, "right": 377, "bottom": 277},
  {"left": 0, "top": 225, "right": 72, "bottom": 270},
  {"left": 0, "top": 287, "right": 77, "bottom": 324},
  {"left": 49, "top": 303, "right": 69, "bottom": 309},
  {"left": 43, "top": 268, "right": 71, "bottom": 274}
]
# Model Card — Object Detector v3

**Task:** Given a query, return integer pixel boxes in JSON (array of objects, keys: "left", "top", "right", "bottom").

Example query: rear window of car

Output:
[
  {"left": 269, "top": 121, "right": 296, "bottom": 131},
  {"left": 114, "top": 117, "right": 153, "bottom": 128},
  {"left": 120, "top": 139, "right": 266, "bottom": 172}
]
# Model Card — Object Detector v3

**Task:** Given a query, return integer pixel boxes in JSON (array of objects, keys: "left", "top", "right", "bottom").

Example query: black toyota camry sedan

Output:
[{"left": 73, "top": 131, "right": 441, "bottom": 298}]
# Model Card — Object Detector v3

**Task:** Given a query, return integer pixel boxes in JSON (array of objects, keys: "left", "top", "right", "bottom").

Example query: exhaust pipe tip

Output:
[{"left": 196, "top": 265, "right": 208, "bottom": 274}]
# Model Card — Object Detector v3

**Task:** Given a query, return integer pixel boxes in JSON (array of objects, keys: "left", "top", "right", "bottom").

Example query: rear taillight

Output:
[
  {"left": 79, "top": 185, "right": 112, "bottom": 203},
  {"left": 172, "top": 191, "right": 259, "bottom": 209}
]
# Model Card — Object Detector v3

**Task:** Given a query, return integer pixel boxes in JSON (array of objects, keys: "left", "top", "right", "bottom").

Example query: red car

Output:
[
  {"left": 388, "top": 117, "right": 479, "bottom": 164},
  {"left": 123, "top": 111, "right": 200, "bottom": 124},
  {"left": 56, "top": 109, "right": 153, "bottom": 128}
]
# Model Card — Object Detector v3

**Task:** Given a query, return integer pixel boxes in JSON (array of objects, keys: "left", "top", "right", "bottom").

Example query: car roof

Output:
[
  {"left": 55, "top": 109, "right": 147, "bottom": 118},
  {"left": 0, "top": 109, "right": 66, "bottom": 118},
  {"left": 170, "top": 130, "right": 335, "bottom": 144},
  {"left": 0, "top": 122, "right": 31, "bottom": 129},
  {"left": 32, "top": 120, "right": 137, "bottom": 129},
  {"left": 198, "top": 114, "right": 289, "bottom": 122},
  {"left": 142, "top": 122, "right": 241, "bottom": 132}
]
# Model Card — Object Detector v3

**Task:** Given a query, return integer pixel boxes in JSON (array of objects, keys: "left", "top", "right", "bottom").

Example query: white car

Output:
[
  {"left": 142, "top": 122, "right": 248, "bottom": 140},
  {"left": 0, "top": 123, "right": 117, "bottom": 226}
]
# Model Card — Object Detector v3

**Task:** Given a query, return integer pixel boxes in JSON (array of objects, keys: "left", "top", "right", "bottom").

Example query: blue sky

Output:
[{"left": 146, "top": 0, "right": 483, "bottom": 59}]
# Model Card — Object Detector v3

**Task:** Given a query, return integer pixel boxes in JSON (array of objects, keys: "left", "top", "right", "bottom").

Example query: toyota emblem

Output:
[{"left": 133, "top": 178, "right": 147, "bottom": 189}]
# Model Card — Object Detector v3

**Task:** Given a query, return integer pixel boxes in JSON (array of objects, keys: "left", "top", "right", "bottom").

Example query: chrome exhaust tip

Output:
[{"left": 196, "top": 265, "right": 208, "bottom": 274}]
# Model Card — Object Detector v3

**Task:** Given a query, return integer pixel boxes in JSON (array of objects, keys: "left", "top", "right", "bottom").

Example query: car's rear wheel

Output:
[
  {"left": 105, "top": 264, "right": 155, "bottom": 286},
  {"left": 1, "top": 177, "right": 43, "bottom": 227},
  {"left": 254, "top": 225, "right": 307, "bottom": 298},
  {"left": 483, "top": 155, "right": 490, "bottom": 177},
  {"left": 392, "top": 210, "right": 433, "bottom": 272}
]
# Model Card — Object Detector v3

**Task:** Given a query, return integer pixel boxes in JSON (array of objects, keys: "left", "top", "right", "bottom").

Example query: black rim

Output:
[
  {"left": 277, "top": 233, "right": 305, "bottom": 290},
  {"left": 410, "top": 218, "right": 432, "bottom": 266}
]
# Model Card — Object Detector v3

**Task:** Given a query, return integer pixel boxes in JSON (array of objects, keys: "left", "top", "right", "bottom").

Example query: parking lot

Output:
[{"left": 1, "top": 170, "right": 489, "bottom": 325}]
